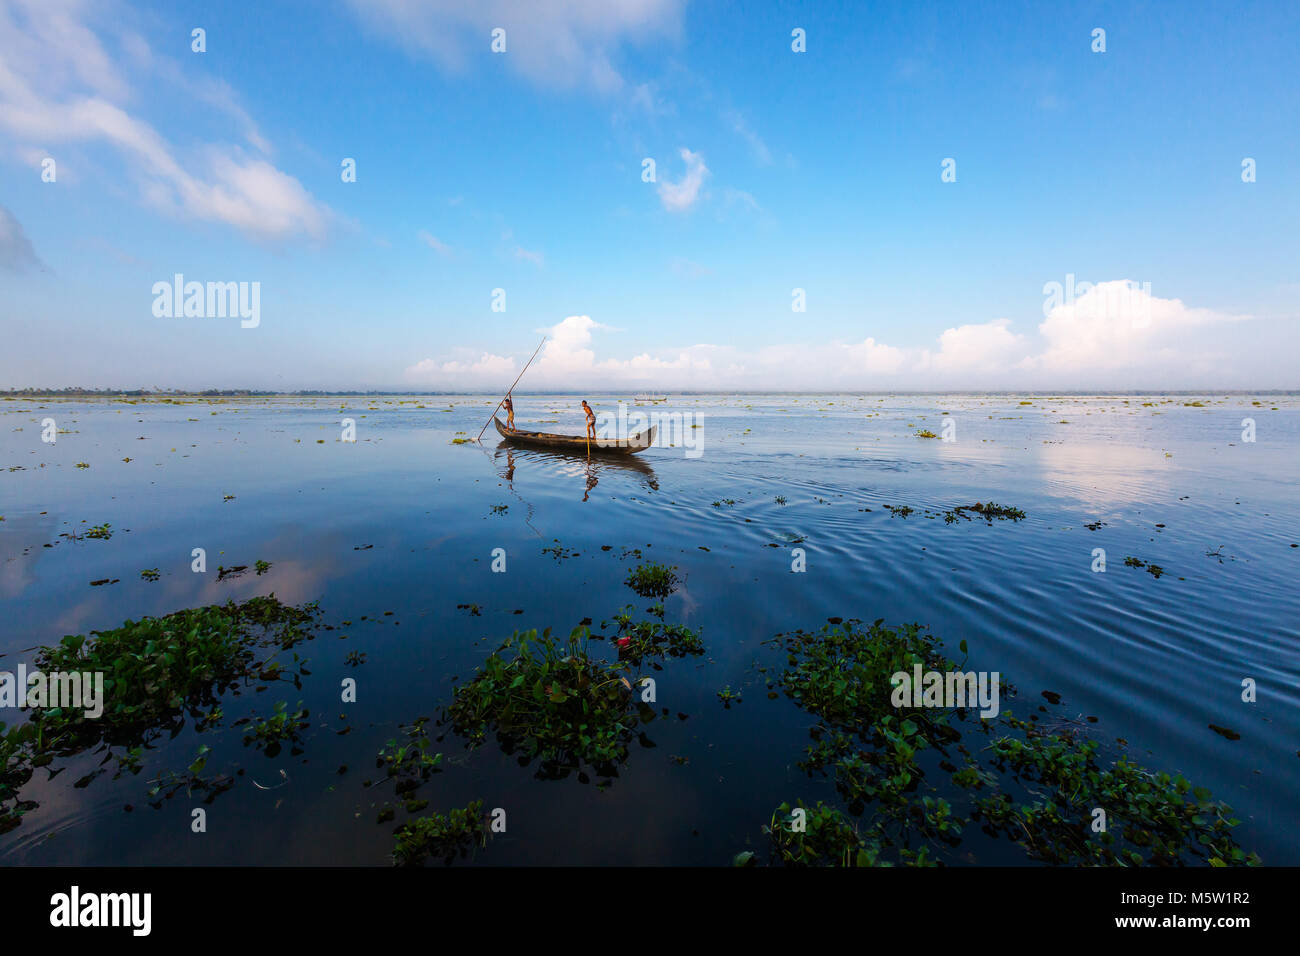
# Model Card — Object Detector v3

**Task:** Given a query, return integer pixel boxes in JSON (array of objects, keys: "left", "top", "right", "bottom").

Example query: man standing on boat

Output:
[
  {"left": 503, "top": 392, "right": 515, "bottom": 430},
  {"left": 581, "top": 399, "right": 596, "bottom": 441}
]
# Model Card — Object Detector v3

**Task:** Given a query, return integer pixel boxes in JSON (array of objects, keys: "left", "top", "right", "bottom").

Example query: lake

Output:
[{"left": 1, "top": 392, "right": 1296, "bottom": 865}]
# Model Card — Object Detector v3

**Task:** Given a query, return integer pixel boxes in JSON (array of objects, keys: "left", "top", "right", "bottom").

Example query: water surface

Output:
[{"left": 2, "top": 393, "right": 1296, "bottom": 864}]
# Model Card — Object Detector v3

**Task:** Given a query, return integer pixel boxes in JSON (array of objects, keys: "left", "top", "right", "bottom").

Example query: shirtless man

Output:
[
  {"left": 581, "top": 399, "right": 596, "bottom": 440},
  {"left": 503, "top": 393, "right": 515, "bottom": 430}
]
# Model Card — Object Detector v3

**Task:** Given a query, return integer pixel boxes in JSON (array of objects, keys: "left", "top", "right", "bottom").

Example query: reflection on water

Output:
[
  {"left": 0, "top": 392, "right": 1296, "bottom": 865},
  {"left": 492, "top": 441, "right": 659, "bottom": 493}
]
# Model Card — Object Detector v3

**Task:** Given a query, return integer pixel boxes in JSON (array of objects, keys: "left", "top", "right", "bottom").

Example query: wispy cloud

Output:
[
  {"left": 657, "top": 147, "right": 709, "bottom": 212},
  {"left": 725, "top": 109, "right": 770, "bottom": 165},
  {"left": 346, "top": 0, "right": 684, "bottom": 93},
  {"left": 417, "top": 229, "right": 452, "bottom": 255},
  {"left": 0, "top": 0, "right": 330, "bottom": 241}
]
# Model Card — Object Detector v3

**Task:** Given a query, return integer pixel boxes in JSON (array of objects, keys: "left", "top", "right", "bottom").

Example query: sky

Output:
[{"left": 1, "top": 0, "right": 1298, "bottom": 391}]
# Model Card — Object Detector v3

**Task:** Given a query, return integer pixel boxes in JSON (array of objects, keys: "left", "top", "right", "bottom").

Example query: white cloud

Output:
[
  {"left": 418, "top": 230, "right": 452, "bottom": 255},
  {"left": 1028, "top": 280, "right": 1241, "bottom": 372},
  {"left": 407, "top": 352, "right": 516, "bottom": 381},
  {"left": 725, "top": 110, "right": 771, "bottom": 165},
  {"left": 657, "top": 147, "right": 709, "bottom": 212},
  {"left": 405, "top": 284, "right": 1272, "bottom": 389},
  {"left": 346, "top": 0, "right": 683, "bottom": 93},
  {"left": 0, "top": 0, "right": 330, "bottom": 240},
  {"left": 925, "top": 318, "right": 1028, "bottom": 372}
]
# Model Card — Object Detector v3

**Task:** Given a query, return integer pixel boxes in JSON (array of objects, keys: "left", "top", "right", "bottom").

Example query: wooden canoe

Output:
[{"left": 493, "top": 416, "right": 656, "bottom": 454}]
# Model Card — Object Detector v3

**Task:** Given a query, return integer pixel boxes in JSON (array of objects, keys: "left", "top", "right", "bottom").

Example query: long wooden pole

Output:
[{"left": 476, "top": 336, "right": 547, "bottom": 442}]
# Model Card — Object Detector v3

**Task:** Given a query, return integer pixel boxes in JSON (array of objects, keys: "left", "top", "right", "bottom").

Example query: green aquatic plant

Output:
[
  {"left": 1, "top": 596, "right": 319, "bottom": 831},
  {"left": 943, "top": 502, "right": 1026, "bottom": 524},
  {"left": 744, "top": 616, "right": 1257, "bottom": 868},
  {"left": 85, "top": 523, "right": 112, "bottom": 540},
  {"left": 624, "top": 562, "right": 679, "bottom": 597},
  {"left": 774, "top": 619, "right": 952, "bottom": 733},
  {"left": 445, "top": 627, "right": 650, "bottom": 779},
  {"left": 139, "top": 568, "right": 160, "bottom": 582},
  {"left": 376, "top": 717, "right": 443, "bottom": 797},
  {"left": 976, "top": 717, "right": 1258, "bottom": 866},
  {"left": 605, "top": 606, "right": 704, "bottom": 662},
  {"left": 763, "top": 800, "right": 896, "bottom": 867},
  {"left": 243, "top": 701, "right": 309, "bottom": 757},
  {"left": 392, "top": 800, "right": 488, "bottom": 866},
  {"left": 717, "top": 685, "right": 742, "bottom": 707},
  {"left": 915, "top": 430, "right": 938, "bottom": 439}
]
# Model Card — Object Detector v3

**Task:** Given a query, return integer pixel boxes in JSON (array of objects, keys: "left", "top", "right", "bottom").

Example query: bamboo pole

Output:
[{"left": 475, "top": 336, "right": 547, "bottom": 442}]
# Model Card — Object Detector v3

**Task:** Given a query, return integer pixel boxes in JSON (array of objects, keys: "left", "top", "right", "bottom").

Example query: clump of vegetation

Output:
[
  {"left": 542, "top": 540, "right": 577, "bottom": 560},
  {"left": 742, "top": 617, "right": 1257, "bottom": 867},
  {"left": 605, "top": 606, "right": 704, "bottom": 662},
  {"left": 884, "top": 505, "right": 914, "bottom": 518},
  {"left": 255, "top": 559, "right": 271, "bottom": 575},
  {"left": 392, "top": 801, "right": 488, "bottom": 866},
  {"left": 763, "top": 800, "right": 895, "bottom": 867},
  {"left": 243, "top": 701, "right": 310, "bottom": 757},
  {"left": 943, "top": 502, "right": 1026, "bottom": 524},
  {"left": 711, "top": 498, "right": 737, "bottom": 507},
  {"left": 145, "top": 746, "right": 235, "bottom": 806},
  {"left": 977, "top": 717, "right": 1250, "bottom": 865},
  {"left": 85, "top": 523, "right": 112, "bottom": 540},
  {"left": 915, "top": 430, "right": 938, "bottom": 439},
  {"left": 774, "top": 495, "right": 788, "bottom": 505},
  {"left": 624, "top": 562, "right": 679, "bottom": 598},
  {"left": 717, "top": 686, "right": 742, "bottom": 707},
  {"left": 2, "top": 596, "right": 320, "bottom": 832},
  {"left": 376, "top": 717, "right": 443, "bottom": 798},
  {"left": 35, "top": 596, "right": 318, "bottom": 738},
  {"left": 445, "top": 627, "right": 651, "bottom": 779},
  {"left": 1124, "top": 556, "right": 1165, "bottom": 578},
  {"left": 140, "top": 568, "right": 160, "bottom": 582}
]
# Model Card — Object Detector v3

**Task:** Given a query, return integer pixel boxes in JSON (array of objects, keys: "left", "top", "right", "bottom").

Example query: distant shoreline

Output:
[{"left": 3, "top": 388, "right": 1298, "bottom": 398}]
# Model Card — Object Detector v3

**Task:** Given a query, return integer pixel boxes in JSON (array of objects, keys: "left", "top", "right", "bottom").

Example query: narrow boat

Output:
[{"left": 493, "top": 416, "right": 656, "bottom": 454}]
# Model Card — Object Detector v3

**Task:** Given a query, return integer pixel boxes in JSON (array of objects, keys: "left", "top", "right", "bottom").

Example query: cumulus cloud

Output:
[
  {"left": 0, "top": 0, "right": 330, "bottom": 240},
  {"left": 346, "top": 0, "right": 683, "bottom": 93},
  {"left": 0, "top": 204, "right": 44, "bottom": 272},
  {"left": 925, "top": 318, "right": 1028, "bottom": 372},
  {"left": 402, "top": 283, "right": 1269, "bottom": 390},
  {"left": 1027, "top": 280, "right": 1241, "bottom": 372},
  {"left": 658, "top": 147, "right": 709, "bottom": 212},
  {"left": 407, "top": 352, "right": 516, "bottom": 380}
]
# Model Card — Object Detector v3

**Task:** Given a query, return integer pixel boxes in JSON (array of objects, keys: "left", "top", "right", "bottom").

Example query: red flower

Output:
[{"left": 616, "top": 637, "right": 632, "bottom": 649}]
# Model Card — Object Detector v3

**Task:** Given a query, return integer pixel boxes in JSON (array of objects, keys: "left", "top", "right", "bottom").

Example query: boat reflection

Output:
[{"left": 493, "top": 442, "right": 659, "bottom": 495}]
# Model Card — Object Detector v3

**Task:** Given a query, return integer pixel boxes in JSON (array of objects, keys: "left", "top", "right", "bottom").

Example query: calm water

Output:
[{"left": 2, "top": 393, "right": 1297, "bottom": 865}]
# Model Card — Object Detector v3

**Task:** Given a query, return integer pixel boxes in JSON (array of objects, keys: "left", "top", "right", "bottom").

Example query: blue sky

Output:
[{"left": 2, "top": 0, "right": 1297, "bottom": 390}]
